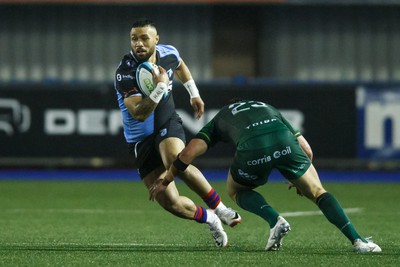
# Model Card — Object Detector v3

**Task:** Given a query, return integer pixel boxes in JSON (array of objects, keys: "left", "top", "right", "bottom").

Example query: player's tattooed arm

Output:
[{"left": 124, "top": 96, "right": 157, "bottom": 122}]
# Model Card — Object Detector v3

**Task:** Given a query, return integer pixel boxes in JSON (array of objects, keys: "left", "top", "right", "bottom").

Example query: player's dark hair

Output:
[{"left": 132, "top": 19, "right": 157, "bottom": 29}]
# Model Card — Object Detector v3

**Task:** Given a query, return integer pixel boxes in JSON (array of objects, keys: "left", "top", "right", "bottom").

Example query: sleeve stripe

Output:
[{"left": 196, "top": 132, "right": 211, "bottom": 143}]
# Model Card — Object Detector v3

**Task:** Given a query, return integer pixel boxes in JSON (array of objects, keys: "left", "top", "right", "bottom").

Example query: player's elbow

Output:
[
  {"left": 124, "top": 97, "right": 150, "bottom": 122},
  {"left": 128, "top": 109, "right": 149, "bottom": 122},
  {"left": 132, "top": 114, "right": 146, "bottom": 122}
]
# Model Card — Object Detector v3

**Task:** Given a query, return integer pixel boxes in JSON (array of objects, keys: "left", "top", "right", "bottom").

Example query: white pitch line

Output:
[
  {"left": 3, "top": 207, "right": 363, "bottom": 216},
  {"left": 281, "top": 207, "right": 363, "bottom": 217},
  {"left": 4, "top": 207, "right": 363, "bottom": 216}
]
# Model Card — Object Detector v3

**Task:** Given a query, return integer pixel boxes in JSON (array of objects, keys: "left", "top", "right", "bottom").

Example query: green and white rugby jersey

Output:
[{"left": 196, "top": 100, "right": 301, "bottom": 149}]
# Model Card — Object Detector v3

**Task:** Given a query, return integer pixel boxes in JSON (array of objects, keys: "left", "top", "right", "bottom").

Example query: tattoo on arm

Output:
[
  {"left": 137, "top": 98, "right": 157, "bottom": 115},
  {"left": 126, "top": 97, "right": 158, "bottom": 121}
]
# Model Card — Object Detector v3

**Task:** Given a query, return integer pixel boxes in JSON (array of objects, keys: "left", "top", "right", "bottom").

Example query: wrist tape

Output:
[
  {"left": 162, "top": 178, "right": 172, "bottom": 186},
  {"left": 173, "top": 154, "right": 189, "bottom": 172},
  {"left": 149, "top": 83, "right": 167, "bottom": 103},
  {"left": 183, "top": 80, "right": 200, "bottom": 98}
]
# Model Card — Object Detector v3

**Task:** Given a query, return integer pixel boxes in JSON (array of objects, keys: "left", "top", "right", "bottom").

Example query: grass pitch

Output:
[{"left": 0, "top": 178, "right": 399, "bottom": 266}]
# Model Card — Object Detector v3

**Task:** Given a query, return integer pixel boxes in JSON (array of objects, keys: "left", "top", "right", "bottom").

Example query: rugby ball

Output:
[{"left": 136, "top": 62, "right": 160, "bottom": 96}]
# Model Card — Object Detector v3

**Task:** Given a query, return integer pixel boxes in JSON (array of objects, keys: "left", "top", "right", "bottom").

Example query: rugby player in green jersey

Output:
[{"left": 150, "top": 99, "right": 381, "bottom": 253}]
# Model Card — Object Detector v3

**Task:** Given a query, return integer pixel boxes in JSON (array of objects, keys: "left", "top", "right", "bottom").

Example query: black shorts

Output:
[{"left": 127, "top": 112, "right": 186, "bottom": 179}]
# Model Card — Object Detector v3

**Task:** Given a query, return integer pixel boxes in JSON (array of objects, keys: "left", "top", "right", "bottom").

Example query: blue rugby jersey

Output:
[{"left": 114, "top": 45, "right": 181, "bottom": 143}]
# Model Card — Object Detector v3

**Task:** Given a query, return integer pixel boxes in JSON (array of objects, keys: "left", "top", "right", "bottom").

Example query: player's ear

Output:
[{"left": 155, "top": 35, "right": 159, "bottom": 44}]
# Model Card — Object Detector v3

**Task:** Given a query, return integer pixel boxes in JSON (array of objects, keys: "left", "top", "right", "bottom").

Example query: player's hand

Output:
[
  {"left": 149, "top": 178, "right": 170, "bottom": 201},
  {"left": 288, "top": 182, "right": 303, "bottom": 196},
  {"left": 190, "top": 96, "right": 204, "bottom": 119},
  {"left": 152, "top": 66, "right": 170, "bottom": 85}
]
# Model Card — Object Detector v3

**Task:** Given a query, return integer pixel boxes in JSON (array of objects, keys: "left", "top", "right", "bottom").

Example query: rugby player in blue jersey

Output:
[
  {"left": 114, "top": 19, "right": 240, "bottom": 247},
  {"left": 150, "top": 99, "right": 381, "bottom": 253}
]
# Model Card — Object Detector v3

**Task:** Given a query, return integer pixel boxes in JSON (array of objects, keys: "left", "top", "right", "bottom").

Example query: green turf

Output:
[{"left": 0, "top": 180, "right": 399, "bottom": 266}]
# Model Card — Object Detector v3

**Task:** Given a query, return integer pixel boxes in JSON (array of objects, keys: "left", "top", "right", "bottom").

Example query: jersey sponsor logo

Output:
[
  {"left": 177, "top": 109, "right": 304, "bottom": 135},
  {"left": 122, "top": 74, "right": 134, "bottom": 80},
  {"left": 116, "top": 74, "right": 135, "bottom": 82},
  {"left": 273, "top": 146, "right": 292, "bottom": 159},
  {"left": 247, "top": 155, "right": 271, "bottom": 166},
  {"left": 238, "top": 169, "right": 258, "bottom": 180},
  {"left": 0, "top": 98, "right": 31, "bottom": 136},
  {"left": 247, "top": 146, "right": 292, "bottom": 166},
  {"left": 245, "top": 118, "right": 277, "bottom": 130},
  {"left": 166, "top": 69, "right": 173, "bottom": 92}
]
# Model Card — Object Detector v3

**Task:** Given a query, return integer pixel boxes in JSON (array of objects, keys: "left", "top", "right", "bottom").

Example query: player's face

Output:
[{"left": 130, "top": 26, "right": 159, "bottom": 62}]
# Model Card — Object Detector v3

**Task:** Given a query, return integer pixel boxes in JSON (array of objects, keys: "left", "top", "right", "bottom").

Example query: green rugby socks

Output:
[
  {"left": 316, "top": 192, "right": 364, "bottom": 243},
  {"left": 236, "top": 190, "right": 279, "bottom": 228}
]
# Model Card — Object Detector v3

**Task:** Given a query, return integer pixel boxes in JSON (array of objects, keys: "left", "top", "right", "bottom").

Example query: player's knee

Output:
[
  {"left": 304, "top": 187, "right": 326, "bottom": 202},
  {"left": 313, "top": 188, "right": 327, "bottom": 202},
  {"left": 159, "top": 138, "right": 186, "bottom": 169}
]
